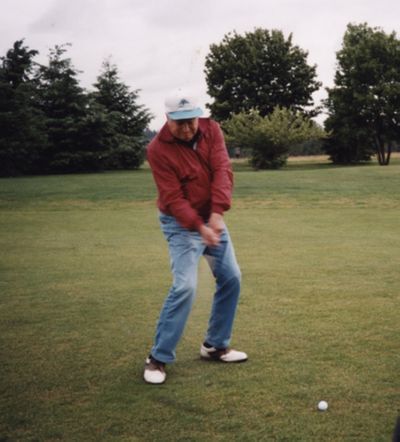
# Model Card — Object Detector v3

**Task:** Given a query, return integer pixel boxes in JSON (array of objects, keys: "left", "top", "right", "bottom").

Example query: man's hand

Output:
[
  {"left": 209, "top": 213, "right": 225, "bottom": 236},
  {"left": 199, "top": 213, "right": 225, "bottom": 247},
  {"left": 199, "top": 224, "right": 220, "bottom": 247}
]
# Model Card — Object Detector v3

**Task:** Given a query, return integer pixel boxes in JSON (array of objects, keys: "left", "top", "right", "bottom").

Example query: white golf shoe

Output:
[
  {"left": 200, "top": 344, "right": 248, "bottom": 363},
  {"left": 143, "top": 356, "right": 166, "bottom": 384}
]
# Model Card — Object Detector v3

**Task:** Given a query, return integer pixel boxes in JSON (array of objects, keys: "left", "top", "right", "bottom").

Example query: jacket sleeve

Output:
[
  {"left": 209, "top": 121, "right": 233, "bottom": 214},
  {"left": 147, "top": 145, "right": 204, "bottom": 231}
]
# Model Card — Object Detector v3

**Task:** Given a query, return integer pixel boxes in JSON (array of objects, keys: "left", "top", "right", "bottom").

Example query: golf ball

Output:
[{"left": 318, "top": 400, "right": 328, "bottom": 411}]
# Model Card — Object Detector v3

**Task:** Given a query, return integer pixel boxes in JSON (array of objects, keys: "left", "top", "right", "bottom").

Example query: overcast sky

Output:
[{"left": 1, "top": 0, "right": 399, "bottom": 130}]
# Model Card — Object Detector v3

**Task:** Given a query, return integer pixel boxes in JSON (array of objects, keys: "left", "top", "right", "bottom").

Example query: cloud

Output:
[
  {"left": 29, "top": 0, "right": 111, "bottom": 36},
  {"left": 2, "top": 0, "right": 400, "bottom": 130}
]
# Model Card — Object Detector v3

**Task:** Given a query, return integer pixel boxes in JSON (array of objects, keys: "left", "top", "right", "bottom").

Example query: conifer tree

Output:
[
  {"left": 35, "top": 44, "right": 95, "bottom": 172},
  {"left": 0, "top": 40, "right": 47, "bottom": 176},
  {"left": 91, "top": 60, "right": 152, "bottom": 169}
]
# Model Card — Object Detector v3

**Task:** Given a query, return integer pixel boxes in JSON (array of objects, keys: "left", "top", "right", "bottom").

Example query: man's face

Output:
[{"left": 167, "top": 117, "right": 199, "bottom": 142}]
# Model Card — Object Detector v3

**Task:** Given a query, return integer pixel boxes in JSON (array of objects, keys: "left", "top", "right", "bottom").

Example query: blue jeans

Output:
[{"left": 151, "top": 213, "right": 242, "bottom": 364}]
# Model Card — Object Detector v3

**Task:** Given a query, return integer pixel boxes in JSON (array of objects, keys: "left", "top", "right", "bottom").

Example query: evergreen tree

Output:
[
  {"left": 1, "top": 42, "right": 153, "bottom": 175},
  {"left": 91, "top": 60, "right": 152, "bottom": 169},
  {"left": 0, "top": 40, "right": 47, "bottom": 176},
  {"left": 36, "top": 44, "right": 99, "bottom": 172},
  {"left": 144, "top": 128, "right": 157, "bottom": 143}
]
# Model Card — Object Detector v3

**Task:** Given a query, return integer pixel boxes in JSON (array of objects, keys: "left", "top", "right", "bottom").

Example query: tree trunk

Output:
[
  {"left": 374, "top": 136, "right": 391, "bottom": 166},
  {"left": 385, "top": 142, "right": 392, "bottom": 165}
]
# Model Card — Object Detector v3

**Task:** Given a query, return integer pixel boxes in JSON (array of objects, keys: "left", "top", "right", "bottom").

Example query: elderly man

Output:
[{"left": 144, "top": 88, "right": 247, "bottom": 384}]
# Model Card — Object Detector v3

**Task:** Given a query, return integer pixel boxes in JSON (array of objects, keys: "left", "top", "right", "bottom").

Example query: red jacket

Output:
[{"left": 147, "top": 118, "right": 233, "bottom": 231}]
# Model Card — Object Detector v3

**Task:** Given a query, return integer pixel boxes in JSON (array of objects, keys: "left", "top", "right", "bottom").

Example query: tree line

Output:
[
  {"left": 1, "top": 22, "right": 400, "bottom": 176},
  {"left": 0, "top": 41, "right": 152, "bottom": 176},
  {"left": 205, "top": 23, "right": 400, "bottom": 168}
]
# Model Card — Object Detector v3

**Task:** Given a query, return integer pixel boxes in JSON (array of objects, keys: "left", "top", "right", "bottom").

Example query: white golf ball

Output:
[{"left": 318, "top": 400, "right": 328, "bottom": 411}]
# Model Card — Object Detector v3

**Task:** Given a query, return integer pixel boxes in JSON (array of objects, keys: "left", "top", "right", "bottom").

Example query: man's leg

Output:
[
  {"left": 151, "top": 215, "right": 205, "bottom": 364},
  {"left": 203, "top": 228, "right": 242, "bottom": 350}
]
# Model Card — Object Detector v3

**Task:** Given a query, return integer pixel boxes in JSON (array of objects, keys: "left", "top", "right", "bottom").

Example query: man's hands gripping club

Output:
[{"left": 199, "top": 213, "right": 225, "bottom": 247}]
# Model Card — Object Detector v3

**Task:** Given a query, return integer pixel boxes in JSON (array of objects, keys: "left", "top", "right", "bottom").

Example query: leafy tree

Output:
[
  {"left": 91, "top": 60, "right": 152, "bottom": 169},
  {"left": 0, "top": 40, "right": 47, "bottom": 176},
  {"left": 223, "top": 107, "right": 325, "bottom": 169},
  {"left": 205, "top": 28, "right": 321, "bottom": 121},
  {"left": 324, "top": 23, "right": 400, "bottom": 165}
]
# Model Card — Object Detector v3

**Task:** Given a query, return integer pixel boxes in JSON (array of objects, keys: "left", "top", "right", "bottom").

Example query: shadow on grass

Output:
[
  {"left": 282, "top": 162, "right": 375, "bottom": 172},
  {"left": 232, "top": 157, "right": 381, "bottom": 173}
]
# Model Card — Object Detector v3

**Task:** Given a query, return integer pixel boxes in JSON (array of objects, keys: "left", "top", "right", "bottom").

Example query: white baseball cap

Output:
[{"left": 165, "top": 88, "right": 203, "bottom": 120}]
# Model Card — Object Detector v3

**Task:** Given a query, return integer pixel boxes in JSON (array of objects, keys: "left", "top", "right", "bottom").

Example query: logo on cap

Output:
[{"left": 178, "top": 98, "right": 189, "bottom": 108}]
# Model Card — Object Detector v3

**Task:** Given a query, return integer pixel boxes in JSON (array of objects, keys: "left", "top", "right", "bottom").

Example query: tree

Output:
[
  {"left": 35, "top": 44, "right": 97, "bottom": 172},
  {"left": 204, "top": 28, "right": 321, "bottom": 121},
  {"left": 0, "top": 40, "right": 47, "bottom": 176},
  {"left": 0, "top": 42, "right": 153, "bottom": 175},
  {"left": 144, "top": 128, "right": 157, "bottom": 143},
  {"left": 91, "top": 60, "right": 152, "bottom": 169},
  {"left": 324, "top": 23, "right": 400, "bottom": 165},
  {"left": 223, "top": 107, "right": 325, "bottom": 169}
]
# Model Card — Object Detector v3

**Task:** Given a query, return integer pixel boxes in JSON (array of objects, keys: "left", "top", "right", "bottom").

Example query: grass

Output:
[{"left": 1, "top": 155, "right": 399, "bottom": 441}]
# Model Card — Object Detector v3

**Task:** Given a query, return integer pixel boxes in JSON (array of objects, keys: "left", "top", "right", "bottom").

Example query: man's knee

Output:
[
  {"left": 220, "top": 265, "right": 241, "bottom": 288},
  {"left": 172, "top": 276, "right": 197, "bottom": 299},
  {"left": 231, "top": 267, "right": 241, "bottom": 287}
]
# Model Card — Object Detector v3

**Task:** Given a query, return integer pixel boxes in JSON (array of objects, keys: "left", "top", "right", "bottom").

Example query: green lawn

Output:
[{"left": 1, "top": 156, "right": 399, "bottom": 441}]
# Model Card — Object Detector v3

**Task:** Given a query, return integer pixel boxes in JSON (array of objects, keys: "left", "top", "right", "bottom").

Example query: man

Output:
[{"left": 144, "top": 87, "right": 247, "bottom": 384}]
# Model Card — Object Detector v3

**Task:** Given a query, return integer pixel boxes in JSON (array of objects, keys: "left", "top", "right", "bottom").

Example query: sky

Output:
[{"left": 1, "top": 0, "right": 399, "bottom": 130}]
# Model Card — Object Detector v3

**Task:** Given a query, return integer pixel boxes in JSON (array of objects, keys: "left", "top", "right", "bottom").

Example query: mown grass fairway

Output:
[{"left": 1, "top": 156, "right": 399, "bottom": 441}]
